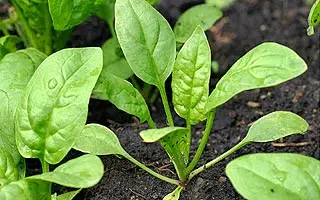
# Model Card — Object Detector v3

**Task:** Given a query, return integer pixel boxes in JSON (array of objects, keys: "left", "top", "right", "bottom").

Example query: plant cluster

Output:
[{"left": 0, "top": 0, "right": 319, "bottom": 199}]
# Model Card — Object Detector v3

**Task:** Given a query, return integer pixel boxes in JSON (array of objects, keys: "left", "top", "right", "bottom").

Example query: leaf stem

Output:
[
  {"left": 42, "top": 2, "right": 52, "bottom": 55},
  {"left": 184, "top": 110, "right": 216, "bottom": 180},
  {"left": 186, "top": 121, "right": 192, "bottom": 160},
  {"left": 147, "top": 117, "right": 157, "bottom": 129},
  {"left": 124, "top": 153, "right": 180, "bottom": 186},
  {"left": 188, "top": 141, "right": 246, "bottom": 182},
  {"left": 159, "top": 84, "right": 174, "bottom": 126},
  {"left": 130, "top": 76, "right": 141, "bottom": 91},
  {"left": 40, "top": 159, "right": 50, "bottom": 173}
]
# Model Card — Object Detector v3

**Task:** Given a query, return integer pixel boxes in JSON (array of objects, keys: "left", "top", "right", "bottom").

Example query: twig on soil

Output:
[
  {"left": 271, "top": 141, "right": 312, "bottom": 147},
  {"left": 129, "top": 188, "right": 147, "bottom": 200}
]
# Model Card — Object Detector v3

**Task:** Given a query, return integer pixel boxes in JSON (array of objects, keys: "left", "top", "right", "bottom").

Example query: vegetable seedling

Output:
[
  {"left": 74, "top": 0, "right": 319, "bottom": 199},
  {"left": 0, "top": 47, "right": 105, "bottom": 199}
]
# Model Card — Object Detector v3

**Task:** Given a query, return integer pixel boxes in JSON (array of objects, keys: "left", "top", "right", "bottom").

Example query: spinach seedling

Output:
[
  {"left": 307, "top": 0, "right": 320, "bottom": 35},
  {"left": 73, "top": 0, "right": 318, "bottom": 199},
  {"left": 0, "top": 47, "right": 105, "bottom": 199}
]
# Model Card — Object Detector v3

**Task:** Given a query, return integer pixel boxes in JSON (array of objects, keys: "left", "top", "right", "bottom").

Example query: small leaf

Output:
[
  {"left": 28, "top": 155, "right": 104, "bottom": 188},
  {"left": 49, "top": 0, "right": 95, "bottom": 30},
  {"left": 206, "top": 42, "right": 307, "bottom": 111},
  {"left": 100, "top": 37, "right": 133, "bottom": 80},
  {"left": 0, "top": 35, "right": 21, "bottom": 52},
  {"left": 206, "top": 0, "right": 235, "bottom": 9},
  {"left": 307, "top": 0, "right": 320, "bottom": 36},
  {"left": 163, "top": 186, "right": 183, "bottom": 200},
  {"left": 172, "top": 26, "right": 211, "bottom": 125},
  {"left": 115, "top": 0, "right": 176, "bottom": 88},
  {"left": 226, "top": 153, "right": 320, "bottom": 200},
  {"left": 174, "top": 4, "right": 222, "bottom": 43},
  {"left": 140, "top": 127, "right": 189, "bottom": 179},
  {"left": 0, "top": 179, "right": 51, "bottom": 200},
  {"left": 243, "top": 111, "right": 309, "bottom": 143},
  {"left": 57, "top": 189, "right": 81, "bottom": 200},
  {"left": 74, "top": 124, "right": 127, "bottom": 156},
  {"left": 93, "top": 75, "right": 151, "bottom": 122},
  {"left": 15, "top": 48, "right": 103, "bottom": 164}
]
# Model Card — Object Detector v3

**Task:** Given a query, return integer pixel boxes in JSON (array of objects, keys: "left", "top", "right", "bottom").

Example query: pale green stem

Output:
[
  {"left": 184, "top": 110, "right": 216, "bottom": 180},
  {"left": 41, "top": 159, "right": 50, "bottom": 173},
  {"left": 186, "top": 121, "right": 192, "bottom": 160},
  {"left": 188, "top": 141, "right": 246, "bottom": 182},
  {"left": 149, "top": 88, "right": 159, "bottom": 104},
  {"left": 42, "top": 2, "right": 52, "bottom": 55},
  {"left": 123, "top": 153, "right": 180, "bottom": 186},
  {"left": 158, "top": 84, "right": 174, "bottom": 126},
  {"left": 147, "top": 117, "right": 157, "bottom": 129}
]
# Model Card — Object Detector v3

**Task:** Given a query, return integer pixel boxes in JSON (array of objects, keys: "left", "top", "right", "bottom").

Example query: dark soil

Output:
[{"left": 67, "top": 0, "right": 319, "bottom": 199}]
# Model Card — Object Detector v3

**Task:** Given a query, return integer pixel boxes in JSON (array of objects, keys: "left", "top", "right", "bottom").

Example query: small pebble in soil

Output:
[
  {"left": 247, "top": 101, "right": 261, "bottom": 108},
  {"left": 292, "top": 91, "right": 304, "bottom": 103},
  {"left": 219, "top": 176, "right": 227, "bottom": 184}
]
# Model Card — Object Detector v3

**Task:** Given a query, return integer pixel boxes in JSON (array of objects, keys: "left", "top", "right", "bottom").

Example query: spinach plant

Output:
[
  {"left": 73, "top": 0, "right": 320, "bottom": 199},
  {"left": 307, "top": 0, "right": 320, "bottom": 35},
  {"left": 0, "top": 47, "right": 105, "bottom": 199}
]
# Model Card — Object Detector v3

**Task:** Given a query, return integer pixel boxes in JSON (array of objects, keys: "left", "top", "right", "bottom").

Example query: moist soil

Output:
[{"left": 60, "top": 0, "right": 319, "bottom": 199}]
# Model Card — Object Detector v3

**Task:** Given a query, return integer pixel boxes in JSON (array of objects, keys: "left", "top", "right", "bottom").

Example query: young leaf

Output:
[
  {"left": 93, "top": 75, "right": 151, "bottom": 123},
  {"left": 226, "top": 153, "right": 320, "bottom": 200},
  {"left": 0, "top": 179, "right": 51, "bottom": 200},
  {"left": 15, "top": 48, "right": 103, "bottom": 164},
  {"left": 56, "top": 189, "right": 81, "bottom": 200},
  {"left": 307, "top": 0, "right": 320, "bottom": 35},
  {"left": 115, "top": 0, "right": 176, "bottom": 88},
  {"left": 174, "top": 4, "right": 222, "bottom": 43},
  {"left": 99, "top": 37, "right": 133, "bottom": 80},
  {"left": 28, "top": 155, "right": 104, "bottom": 188},
  {"left": 172, "top": 26, "right": 211, "bottom": 125},
  {"left": 163, "top": 186, "right": 183, "bottom": 200},
  {"left": 206, "top": 42, "right": 307, "bottom": 111},
  {"left": 73, "top": 124, "right": 127, "bottom": 156},
  {"left": 0, "top": 48, "right": 46, "bottom": 184},
  {"left": 206, "top": 0, "right": 235, "bottom": 9},
  {"left": 0, "top": 35, "right": 21, "bottom": 53},
  {"left": 140, "top": 127, "right": 189, "bottom": 179},
  {"left": 48, "top": 0, "right": 95, "bottom": 30},
  {"left": 243, "top": 111, "right": 309, "bottom": 143}
]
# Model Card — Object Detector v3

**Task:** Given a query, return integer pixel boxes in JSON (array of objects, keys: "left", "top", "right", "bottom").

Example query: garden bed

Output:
[{"left": 65, "top": 0, "right": 319, "bottom": 199}]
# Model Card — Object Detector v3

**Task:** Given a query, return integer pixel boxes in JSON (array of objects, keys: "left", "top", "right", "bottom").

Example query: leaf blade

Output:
[{"left": 206, "top": 42, "right": 307, "bottom": 111}]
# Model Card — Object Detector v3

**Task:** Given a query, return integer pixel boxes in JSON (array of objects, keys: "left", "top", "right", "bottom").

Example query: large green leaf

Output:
[
  {"left": 74, "top": 124, "right": 127, "bottom": 156},
  {"left": 174, "top": 4, "right": 222, "bottom": 43},
  {"left": 15, "top": 48, "right": 103, "bottom": 164},
  {"left": 99, "top": 37, "right": 133, "bottom": 80},
  {"left": 307, "top": 0, "right": 320, "bottom": 35},
  {"left": 206, "top": 42, "right": 307, "bottom": 111},
  {"left": 226, "top": 153, "right": 320, "bottom": 200},
  {"left": 172, "top": 26, "right": 211, "bottom": 125},
  {"left": 243, "top": 111, "right": 309, "bottom": 143},
  {"left": 48, "top": 0, "right": 95, "bottom": 30},
  {"left": 140, "top": 127, "right": 189, "bottom": 179},
  {"left": 115, "top": 0, "right": 176, "bottom": 88},
  {"left": 0, "top": 179, "right": 51, "bottom": 200},
  {"left": 93, "top": 75, "right": 151, "bottom": 122},
  {"left": 0, "top": 48, "right": 46, "bottom": 185},
  {"left": 29, "top": 155, "right": 104, "bottom": 188}
]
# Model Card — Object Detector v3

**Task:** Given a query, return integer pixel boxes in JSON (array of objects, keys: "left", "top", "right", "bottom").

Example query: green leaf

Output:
[
  {"left": 172, "top": 26, "right": 211, "bottom": 125},
  {"left": 49, "top": 0, "right": 95, "bottom": 31},
  {"left": 163, "top": 186, "right": 183, "bottom": 200},
  {"left": 0, "top": 48, "right": 46, "bottom": 185},
  {"left": 0, "top": 179, "right": 51, "bottom": 200},
  {"left": 94, "top": 0, "right": 115, "bottom": 25},
  {"left": 74, "top": 124, "right": 127, "bottom": 156},
  {"left": 307, "top": 0, "right": 320, "bottom": 35},
  {"left": 205, "top": 0, "right": 235, "bottom": 9},
  {"left": 174, "top": 4, "right": 222, "bottom": 43},
  {"left": 28, "top": 155, "right": 104, "bottom": 188},
  {"left": 15, "top": 48, "right": 103, "bottom": 164},
  {"left": 93, "top": 75, "right": 151, "bottom": 122},
  {"left": 226, "top": 153, "right": 320, "bottom": 200},
  {"left": 0, "top": 36, "right": 21, "bottom": 53},
  {"left": 140, "top": 127, "right": 189, "bottom": 179},
  {"left": 243, "top": 111, "right": 309, "bottom": 143},
  {"left": 100, "top": 37, "right": 133, "bottom": 80},
  {"left": 206, "top": 42, "right": 307, "bottom": 111},
  {"left": 115, "top": 0, "right": 176, "bottom": 88},
  {"left": 56, "top": 189, "right": 81, "bottom": 200}
]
